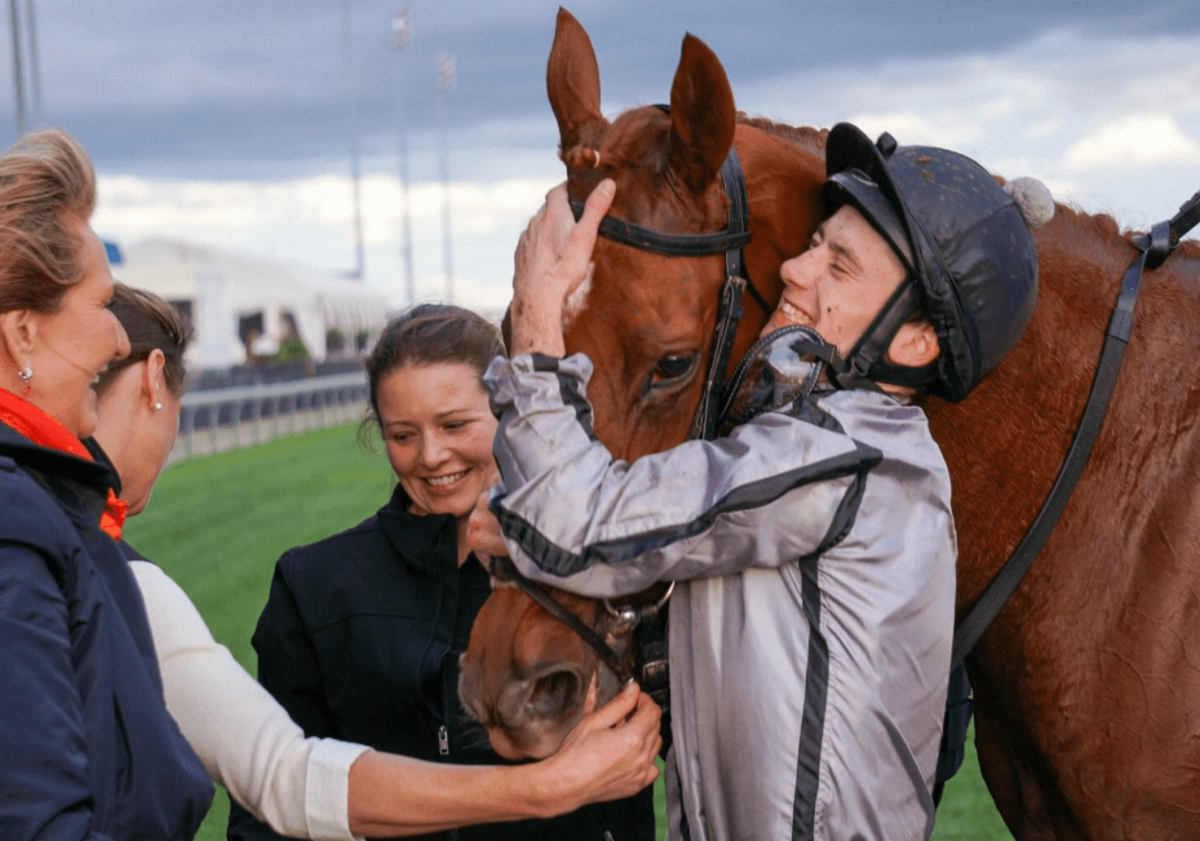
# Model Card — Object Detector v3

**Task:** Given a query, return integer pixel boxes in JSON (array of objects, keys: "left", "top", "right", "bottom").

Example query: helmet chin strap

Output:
[{"left": 828, "top": 279, "right": 938, "bottom": 393}]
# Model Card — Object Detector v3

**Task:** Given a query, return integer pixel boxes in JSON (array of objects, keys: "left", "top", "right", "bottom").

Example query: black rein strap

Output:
[{"left": 951, "top": 190, "right": 1200, "bottom": 669}]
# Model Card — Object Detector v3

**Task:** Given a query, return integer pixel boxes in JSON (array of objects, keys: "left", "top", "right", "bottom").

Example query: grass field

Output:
[{"left": 126, "top": 421, "right": 1013, "bottom": 841}]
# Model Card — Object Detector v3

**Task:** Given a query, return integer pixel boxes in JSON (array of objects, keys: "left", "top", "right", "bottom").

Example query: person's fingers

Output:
[
  {"left": 583, "top": 680, "right": 640, "bottom": 731},
  {"left": 544, "top": 181, "right": 569, "bottom": 210},
  {"left": 572, "top": 179, "right": 615, "bottom": 253},
  {"left": 466, "top": 489, "right": 508, "bottom": 561}
]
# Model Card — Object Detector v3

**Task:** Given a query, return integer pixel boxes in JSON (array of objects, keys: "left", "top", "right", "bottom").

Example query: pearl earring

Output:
[
  {"left": 18, "top": 366, "right": 33, "bottom": 395},
  {"left": 154, "top": 402, "right": 163, "bottom": 411}
]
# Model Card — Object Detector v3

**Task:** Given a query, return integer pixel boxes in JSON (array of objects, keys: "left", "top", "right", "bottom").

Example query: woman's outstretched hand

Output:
[
  {"left": 532, "top": 681, "right": 662, "bottom": 812},
  {"left": 509, "top": 179, "right": 615, "bottom": 357}
]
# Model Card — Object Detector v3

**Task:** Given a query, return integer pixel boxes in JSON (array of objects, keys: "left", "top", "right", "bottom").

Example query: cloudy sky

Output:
[{"left": 7, "top": 0, "right": 1198, "bottom": 312}]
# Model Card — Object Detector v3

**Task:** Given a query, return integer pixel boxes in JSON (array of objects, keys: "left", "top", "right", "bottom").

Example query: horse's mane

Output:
[
  {"left": 560, "top": 106, "right": 669, "bottom": 173},
  {"left": 564, "top": 107, "right": 830, "bottom": 167},
  {"left": 1053, "top": 201, "right": 1135, "bottom": 244},
  {"left": 565, "top": 107, "right": 1200, "bottom": 265},
  {"left": 737, "top": 113, "right": 828, "bottom": 156},
  {"left": 1051, "top": 200, "right": 1200, "bottom": 263}
]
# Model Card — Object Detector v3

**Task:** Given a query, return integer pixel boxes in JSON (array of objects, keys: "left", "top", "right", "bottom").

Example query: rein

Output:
[{"left": 951, "top": 188, "right": 1200, "bottom": 669}]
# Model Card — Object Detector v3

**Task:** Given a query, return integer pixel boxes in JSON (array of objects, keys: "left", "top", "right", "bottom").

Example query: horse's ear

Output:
[
  {"left": 547, "top": 8, "right": 607, "bottom": 154},
  {"left": 667, "top": 33, "right": 736, "bottom": 194}
]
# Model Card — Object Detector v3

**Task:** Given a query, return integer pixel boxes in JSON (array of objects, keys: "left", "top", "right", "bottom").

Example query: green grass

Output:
[{"left": 126, "top": 422, "right": 1012, "bottom": 841}]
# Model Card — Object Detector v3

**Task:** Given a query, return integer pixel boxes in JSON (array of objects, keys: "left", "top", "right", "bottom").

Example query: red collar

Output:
[{"left": 0, "top": 388, "right": 127, "bottom": 539}]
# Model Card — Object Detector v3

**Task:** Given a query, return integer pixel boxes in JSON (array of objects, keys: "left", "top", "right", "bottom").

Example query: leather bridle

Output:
[
  {"left": 569, "top": 108, "right": 765, "bottom": 442},
  {"left": 488, "top": 555, "right": 673, "bottom": 695},
  {"left": 951, "top": 187, "right": 1200, "bottom": 667}
]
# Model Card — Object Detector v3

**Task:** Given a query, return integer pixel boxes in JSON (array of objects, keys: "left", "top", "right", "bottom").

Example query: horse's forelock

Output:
[{"left": 603, "top": 108, "right": 673, "bottom": 174}]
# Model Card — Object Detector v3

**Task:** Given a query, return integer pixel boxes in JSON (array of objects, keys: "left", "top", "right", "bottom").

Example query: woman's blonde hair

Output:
[{"left": 0, "top": 130, "right": 97, "bottom": 315}]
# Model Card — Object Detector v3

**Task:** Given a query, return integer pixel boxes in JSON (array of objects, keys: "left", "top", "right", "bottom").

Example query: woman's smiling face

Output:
[{"left": 377, "top": 362, "right": 498, "bottom": 524}]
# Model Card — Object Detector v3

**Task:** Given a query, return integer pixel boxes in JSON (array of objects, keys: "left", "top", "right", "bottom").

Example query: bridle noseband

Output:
[{"left": 488, "top": 554, "right": 673, "bottom": 692}]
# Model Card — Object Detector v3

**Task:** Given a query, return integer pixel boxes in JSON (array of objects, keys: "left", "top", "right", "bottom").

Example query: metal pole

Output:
[
  {"left": 23, "top": 0, "right": 39, "bottom": 125},
  {"left": 390, "top": 8, "right": 415, "bottom": 305},
  {"left": 8, "top": 0, "right": 26, "bottom": 135},
  {"left": 436, "top": 52, "right": 454, "bottom": 303},
  {"left": 342, "top": 0, "right": 365, "bottom": 281}
]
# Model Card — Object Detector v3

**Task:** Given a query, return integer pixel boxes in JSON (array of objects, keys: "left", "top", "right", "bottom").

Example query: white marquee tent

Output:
[{"left": 111, "top": 239, "right": 391, "bottom": 370}]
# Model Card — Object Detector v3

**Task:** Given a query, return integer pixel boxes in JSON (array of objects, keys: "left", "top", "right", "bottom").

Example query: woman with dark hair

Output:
[
  {"left": 229, "top": 302, "right": 657, "bottom": 841},
  {"left": 0, "top": 128, "right": 656, "bottom": 841},
  {"left": 0, "top": 131, "right": 213, "bottom": 839},
  {"left": 87, "top": 287, "right": 659, "bottom": 839}
]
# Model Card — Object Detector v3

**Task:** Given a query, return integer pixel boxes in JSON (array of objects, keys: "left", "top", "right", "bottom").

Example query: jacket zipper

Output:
[{"left": 440, "top": 696, "right": 457, "bottom": 839}]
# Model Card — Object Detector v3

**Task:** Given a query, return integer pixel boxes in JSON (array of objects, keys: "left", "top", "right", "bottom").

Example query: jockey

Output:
[{"left": 478, "top": 122, "right": 1043, "bottom": 841}]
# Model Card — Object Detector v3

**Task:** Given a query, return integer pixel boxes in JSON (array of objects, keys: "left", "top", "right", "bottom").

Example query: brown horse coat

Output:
[{"left": 464, "top": 9, "right": 1200, "bottom": 840}]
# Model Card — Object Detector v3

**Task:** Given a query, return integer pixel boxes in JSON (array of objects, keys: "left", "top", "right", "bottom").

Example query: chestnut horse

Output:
[{"left": 461, "top": 9, "right": 1200, "bottom": 839}]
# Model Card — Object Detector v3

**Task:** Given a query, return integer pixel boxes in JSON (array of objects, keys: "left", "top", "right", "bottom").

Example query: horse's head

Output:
[
  {"left": 549, "top": 10, "right": 743, "bottom": 459},
  {"left": 460, "top": 8, "right": 826, "bottom": 758}
]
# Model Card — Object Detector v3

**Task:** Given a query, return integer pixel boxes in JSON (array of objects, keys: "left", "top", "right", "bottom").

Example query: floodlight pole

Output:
[
  {"left": 436, "top": 52, "right": 454, "bottom": 303},
  {"left": 342, "top": 0, "right": 365, "bottom": 281},
  {"left": 23, "top": 0, "right": 39, "bottom": 125},
  {"left": 390, "top": 7, "right": 415, "bottom": 304},
  {"left": 8, "top": 0, "right": 26, "bottom": 135}
]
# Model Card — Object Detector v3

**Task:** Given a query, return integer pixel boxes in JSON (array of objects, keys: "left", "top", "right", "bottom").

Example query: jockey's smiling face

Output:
[{"left": 761, "top": 205, "right": 937, "bottom": 371}]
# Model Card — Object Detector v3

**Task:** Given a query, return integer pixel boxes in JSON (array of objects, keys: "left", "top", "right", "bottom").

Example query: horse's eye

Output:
[{"left": 649, "top": 353, "right": 698, "bottom": 390}]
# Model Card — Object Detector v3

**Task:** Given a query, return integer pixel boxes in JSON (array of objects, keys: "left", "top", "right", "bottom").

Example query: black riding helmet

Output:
[{"left": 822, "top": 122, "right": 1039, "bottom": 402}]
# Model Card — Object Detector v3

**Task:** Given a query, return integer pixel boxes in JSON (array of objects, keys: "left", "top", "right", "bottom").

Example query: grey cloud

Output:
[{"left": 2, "top": 0, "right": 1194, "bottom": 180}]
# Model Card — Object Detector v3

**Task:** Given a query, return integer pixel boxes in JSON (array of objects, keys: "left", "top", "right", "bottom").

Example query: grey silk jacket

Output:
[{"left": 485, "top": 345, "right": 955, "bottom": 841}]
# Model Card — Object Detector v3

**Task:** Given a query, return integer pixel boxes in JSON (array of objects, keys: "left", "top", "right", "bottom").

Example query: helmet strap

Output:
[{"left": 834, "top": 279, "right": 938, "bottom": 392}]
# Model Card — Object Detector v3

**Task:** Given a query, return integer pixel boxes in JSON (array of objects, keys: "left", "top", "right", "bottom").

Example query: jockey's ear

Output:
[{"left": 886, "top": 320, "right": 939, "bottom": 369}]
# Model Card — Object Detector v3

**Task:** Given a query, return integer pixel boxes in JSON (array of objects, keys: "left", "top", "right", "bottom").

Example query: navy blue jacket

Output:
[
  {"left": 0, "top": 421, "right": 213, "bottom": 841},
  {"left": 228, "top": 483, "right": 654, "bottom": 841}
]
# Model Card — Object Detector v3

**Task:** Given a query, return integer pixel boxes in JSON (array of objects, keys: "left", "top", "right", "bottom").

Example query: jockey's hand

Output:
[
  {"left": 534, "top": 682, "right": 662, "bottom": 811},
  {"left": 510, "top": 179, "right": 615, "bottom": 357},
  {"left": 466, "top": 488, "right": 507, "bottom": 567}
]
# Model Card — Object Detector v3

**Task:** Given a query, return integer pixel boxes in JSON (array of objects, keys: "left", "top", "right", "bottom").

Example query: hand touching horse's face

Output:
[{"left": 459, "top": 587, "right": 633, "bottom": 759}]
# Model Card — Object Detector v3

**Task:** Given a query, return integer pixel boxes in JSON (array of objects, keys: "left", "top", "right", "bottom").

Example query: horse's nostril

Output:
[
  {"left": 495, "top": 663, "right": 586, "bottom": 729},
  {"left": 528, "top": 668, "right": 581, "bottom": 719}
]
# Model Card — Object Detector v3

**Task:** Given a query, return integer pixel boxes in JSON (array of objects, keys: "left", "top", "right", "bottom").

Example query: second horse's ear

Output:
[
  {"left": 547, "top": 8, "right": 608, "bottom": 156},
  {"left": 667, "top": 33, "right": 736, "bottom": 195}
]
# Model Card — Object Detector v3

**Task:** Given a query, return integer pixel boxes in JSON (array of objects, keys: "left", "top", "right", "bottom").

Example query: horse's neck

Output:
[{"left": 929, "top": 208, "right": 1196, "bottom": 606}]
